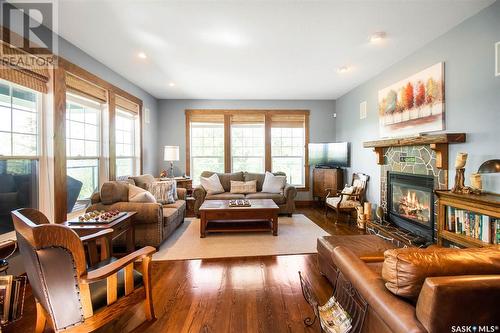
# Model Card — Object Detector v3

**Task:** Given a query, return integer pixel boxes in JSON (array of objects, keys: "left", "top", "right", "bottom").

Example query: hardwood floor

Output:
[{"left": 6, "top": 206, "right": 362, "bottom": 333}]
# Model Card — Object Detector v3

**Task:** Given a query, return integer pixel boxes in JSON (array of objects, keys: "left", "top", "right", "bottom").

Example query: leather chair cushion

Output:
[
  {"left": 100, "top": 182, "right": 129, "bottom": 205},
  {"left": 89, "top": 257, "right": 143, "bottom": 311},
  {"left": 245, "top": 192, "right": 286, "bottom": 204},
  {"left": 205, "top": 193, "right": 245, "bottom": 200},
  {"left": 382, "top": 246, "right": 500, "bottom": 300}
]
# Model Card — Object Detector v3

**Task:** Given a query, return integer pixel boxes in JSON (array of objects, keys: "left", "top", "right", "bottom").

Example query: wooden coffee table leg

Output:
[
  {"left": 272, "top": 214, "right": 278, "bottom": 236},
  {"left": 126, "top": 225, "right": 135, "bottom": 253},
  {"left": 200, "top": 212, "right": 207, "bottom": 238}
]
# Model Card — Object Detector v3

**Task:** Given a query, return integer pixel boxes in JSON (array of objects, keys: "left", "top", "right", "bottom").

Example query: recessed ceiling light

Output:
[
  {"left": 369, "top": 31, "right": 387, "bottom": 43},
  {"left": 168, "top": 82, "right": 175, "bottom": 87},
  {"left": 337, "top": 66, "right": 351, "bottom": 74},
  {"left": 137, "top": 52, "right": 147, "bottom": 59}
]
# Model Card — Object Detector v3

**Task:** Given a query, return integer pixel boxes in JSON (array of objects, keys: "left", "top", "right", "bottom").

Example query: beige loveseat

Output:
[
  {"left": 193, "top": 171, "right": 297, "bottom": 216},
  {"left": 87, "top": 175, "right": 186, "bottom": 247}
]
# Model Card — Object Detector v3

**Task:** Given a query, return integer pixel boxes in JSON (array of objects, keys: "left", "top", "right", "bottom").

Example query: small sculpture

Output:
[
  {"left": 451, "top": 152, "right": 480, "bottom": 195},
  {"left": 376, "top": 206, "right": 384, "bottom": 223}
]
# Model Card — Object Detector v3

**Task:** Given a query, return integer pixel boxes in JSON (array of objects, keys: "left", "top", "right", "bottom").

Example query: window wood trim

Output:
[
  {"left": 185, "top": 109, "right": 310, "bottom": 191},
  {"left": 1, "top": 26, "right": 145, "bottom": 222}
]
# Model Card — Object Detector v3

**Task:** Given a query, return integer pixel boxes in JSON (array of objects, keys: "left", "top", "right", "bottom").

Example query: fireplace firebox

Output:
[{"left": 387, "top": 172, "right": 434, "bottom": 242}]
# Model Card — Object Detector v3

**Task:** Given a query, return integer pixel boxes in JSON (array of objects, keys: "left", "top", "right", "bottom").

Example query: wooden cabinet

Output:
[{"left": 313, "top": 168, "right": 344, "bottom": 199}]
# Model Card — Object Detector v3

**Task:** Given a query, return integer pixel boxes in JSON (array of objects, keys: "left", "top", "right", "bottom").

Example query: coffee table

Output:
[{"left": 199, "top": 199, "right": 279, "bottom": 238}]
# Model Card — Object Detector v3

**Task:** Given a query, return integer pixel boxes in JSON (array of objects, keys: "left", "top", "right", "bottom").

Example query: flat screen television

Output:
[{"left": 308, "top": 142, "right": 350, "bottom": 167}]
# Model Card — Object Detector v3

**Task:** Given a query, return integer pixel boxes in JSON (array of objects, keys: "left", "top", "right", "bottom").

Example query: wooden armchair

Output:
[
  {"left": 325, "top": 173, "right": 369, "bottom": 223},
  {"left": 11, "top": 208, "right": 156, "bottom": 333}
]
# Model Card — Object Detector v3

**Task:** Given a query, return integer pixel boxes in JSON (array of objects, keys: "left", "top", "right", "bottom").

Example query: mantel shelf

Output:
[
  {"left": 363, "top": 133, "right": 466, "bottom": 148},
  {"left": 363, "top": 133, "right": 466, "bottom": 170}
]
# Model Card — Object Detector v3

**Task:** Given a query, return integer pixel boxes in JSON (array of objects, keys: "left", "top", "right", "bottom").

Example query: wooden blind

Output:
[
  {"left": 65, "top": 72, "right": 107, "bottom": 102},
  {"left": 0, "top": 42, "right": 50, "bottom": 93},
  {"left": 189, "top": 112, "right": 224, "bottom": 123},
  {"left": 115, "top": 95, "right": 140, "bottom": 114},
  {"left": 231, "top": 113, "right": 265, "bottom": 124},
  {"left": 270, "top": 113, "right": 307, "bottom": 128}
]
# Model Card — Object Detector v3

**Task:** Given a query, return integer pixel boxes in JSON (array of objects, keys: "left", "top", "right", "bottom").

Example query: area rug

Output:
[{"left": 153, "top": 214, "right": 328, "bottom": 261}]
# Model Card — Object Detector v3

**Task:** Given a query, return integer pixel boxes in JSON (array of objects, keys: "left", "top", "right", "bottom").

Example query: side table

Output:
[{"left": 63, "top": 211, "right": 136, "bottom": 259}]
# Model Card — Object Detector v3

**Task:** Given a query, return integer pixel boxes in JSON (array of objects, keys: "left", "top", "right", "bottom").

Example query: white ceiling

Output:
[{"left": 54, "top": 0, "right": 494, "bottom": 100}]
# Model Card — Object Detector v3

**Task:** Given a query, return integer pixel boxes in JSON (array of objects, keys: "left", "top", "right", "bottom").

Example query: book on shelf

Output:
[
  {"left": 0, "top": 275, "right": 26, "bottom": 324},
  {"left": 446, "top": 206, "right": 499, "bottom": 244}
]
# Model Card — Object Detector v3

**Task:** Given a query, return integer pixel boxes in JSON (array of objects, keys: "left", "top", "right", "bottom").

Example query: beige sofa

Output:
[
  {"left": 87, "top": 175, "right": 186, "bottom": 247},
  {"left": 193, "top": 171, "right": 297, "bottom": 216}
]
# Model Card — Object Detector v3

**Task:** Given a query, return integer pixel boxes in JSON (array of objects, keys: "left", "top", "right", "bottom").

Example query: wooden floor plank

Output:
[{"left": 6, "top": 206, "right": 360, "bottom": 333}]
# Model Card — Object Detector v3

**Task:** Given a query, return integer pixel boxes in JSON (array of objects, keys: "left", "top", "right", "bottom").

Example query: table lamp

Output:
[{"left": 164, "top": 146, "right": 179, "bottom": 178}]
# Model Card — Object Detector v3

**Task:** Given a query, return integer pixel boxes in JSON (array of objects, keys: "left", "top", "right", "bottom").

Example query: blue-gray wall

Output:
[
  {"left": 157, "top": 99, "right": 336, "bottom": 200},
  {"left": 335, "top": 0, "right": 500, "bottom": 204}
]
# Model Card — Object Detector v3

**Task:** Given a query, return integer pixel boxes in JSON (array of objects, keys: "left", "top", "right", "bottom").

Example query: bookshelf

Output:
[{"left": 435, "top": 190, "right": 500, "bottom": 248}]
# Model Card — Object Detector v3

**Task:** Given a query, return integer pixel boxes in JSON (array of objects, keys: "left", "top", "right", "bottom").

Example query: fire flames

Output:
[{"left": 398, "top": 190, "right": 430, "bottom": 222}]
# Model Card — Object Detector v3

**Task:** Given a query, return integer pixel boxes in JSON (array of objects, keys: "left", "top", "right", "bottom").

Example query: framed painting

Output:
[{"left": 378, "top": 62, "right": 445, "bottom": 138}]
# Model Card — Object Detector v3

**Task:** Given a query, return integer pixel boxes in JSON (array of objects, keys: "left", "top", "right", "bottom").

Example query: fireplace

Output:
[{"left": 387, "top": 172, "right": 434, "bottom": 242}]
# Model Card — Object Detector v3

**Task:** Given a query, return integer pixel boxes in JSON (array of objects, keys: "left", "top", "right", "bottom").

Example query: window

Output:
[
  {"left": 66, "top": 94, "right": 102, "bottom": 212},
  {"left": 230, "top": 114, "right": 265, "bottom": 173},
  {"left": 190, "top": 119, "right": 225, "bottom": 185},
  {"left": 271, "top": 127, "right": 305, "bottom": 186},
  {"left": 0, "top": 81, "right": 40, "bottom": 233},
  {"left": 186, "top": 110, "right": 309, "bottom": 189},
  {"left": 115, "top": 109, "right": 139, "bottom": 177}
]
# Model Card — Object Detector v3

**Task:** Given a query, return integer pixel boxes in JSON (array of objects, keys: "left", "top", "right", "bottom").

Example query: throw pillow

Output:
[
  {"left": 129, "top": 174, "right": 155, "bottom": 190},
  {"left": 128, "top": 184, "right": 156, "bottom": 203},
  {"left": 148, "top": 181, "right": 175, "bottom": 204},
  {"left": 262, "top": 171, "right": 286, "bottom": 194},
  {"left": 200, "top": 173, "right": 225, "bottom": 195},
  {"left": 230, "top": 180, "right": 257, "bottom": 194}
]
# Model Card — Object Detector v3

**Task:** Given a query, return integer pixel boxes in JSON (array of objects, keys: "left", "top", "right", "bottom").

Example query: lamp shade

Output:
[
  {"left": 478, "top": 159, "right": 500, "bottom": 174},
  {"left": 164, "top": 146, "right": 179, "bottom": 161}
]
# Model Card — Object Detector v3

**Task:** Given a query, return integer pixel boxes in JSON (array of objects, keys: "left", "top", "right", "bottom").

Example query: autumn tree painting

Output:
[{"left": 378, "top": 63, "right": 445, "bottom": 138}]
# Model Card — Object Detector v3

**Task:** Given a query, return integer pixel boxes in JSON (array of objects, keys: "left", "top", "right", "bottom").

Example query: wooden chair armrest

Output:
[
  {"left": 325, "top": 188, "right": 342, "bottom": 198},
  {"left": 81, "top": 246, "right": 156, "bottom": 283},
  {"left": 80, "top": 229, "right": 114, "bottom": 243}
]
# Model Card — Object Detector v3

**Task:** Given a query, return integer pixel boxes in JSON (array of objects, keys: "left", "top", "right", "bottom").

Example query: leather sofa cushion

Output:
[
  {"left": 89, "top": 257, "right": 143, "bottom": 311},
  {"left": 245, "top": 192, "right": 286, "bottom": 204},
  {"left": 205, "top": 193, "right": 245, "bottom": 200},
  {"left": 129, "top": 174, "right": 155, "bottom": 190},
  {"left": 163, "top": 200, "right": 186, "bottom": 210},
  {"left": 163, "top": 208, "right": 179, "bottom": 225},
  {"left": 318, "top": 235, "right": 397, "bottom": 264},
  {"left": 100, "top": 182, "right": 129, "bottom": 205},
  {"left": 200, "top": 171, "right": 244, "bottom": 192},
  {"left": 382, "top": 246, "right": 500, "bottom": 300}
]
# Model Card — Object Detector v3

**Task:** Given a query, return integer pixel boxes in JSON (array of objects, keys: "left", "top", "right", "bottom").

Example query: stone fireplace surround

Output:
[{"left": 363, "top": 133, "right": 466, "bottom": 243}]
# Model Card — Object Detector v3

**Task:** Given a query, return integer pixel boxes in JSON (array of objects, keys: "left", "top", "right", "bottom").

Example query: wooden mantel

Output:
[{"left": 363, "top": 133, "right": 466, "bottom": 169}]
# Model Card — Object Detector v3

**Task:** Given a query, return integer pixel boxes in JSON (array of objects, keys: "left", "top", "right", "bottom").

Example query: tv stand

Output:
[{"left": 313, "top": 168, "right": 344, "bottom": 201}]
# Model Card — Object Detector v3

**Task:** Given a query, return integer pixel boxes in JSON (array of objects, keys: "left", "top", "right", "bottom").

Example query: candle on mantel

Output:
[
  {"left": 470, "top": 173, "right": 482, "bottom": 191},
  {"left": 455, "top": 152, "right": 468, "bottom": 169},
  {"left": 364, "top": 202, "right": 372, "bottom": 220}
]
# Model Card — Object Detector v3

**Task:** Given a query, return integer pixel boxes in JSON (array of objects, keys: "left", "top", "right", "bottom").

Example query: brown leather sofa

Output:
[
  {"left": 193, "top": 171, "right": 297, "bottom": 216},
  {"left": 88, "top": 175, "right": 186, "bottom": 247},
  {"left": 317, "top": 235, "right": 500, "bottom": 333}
]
